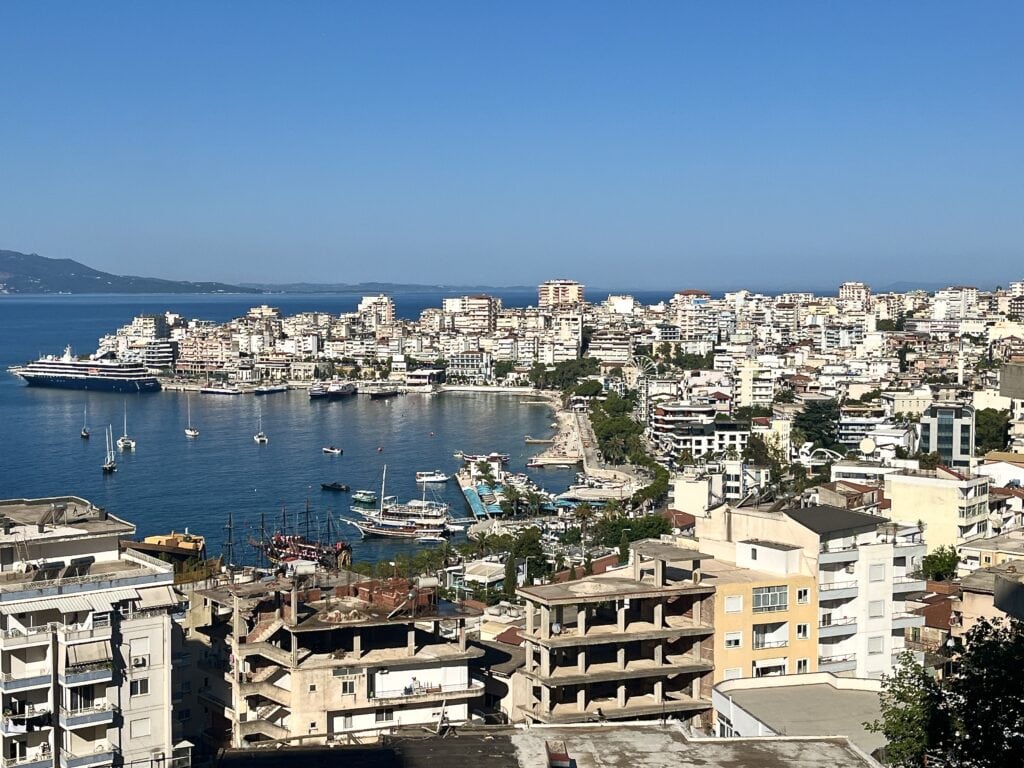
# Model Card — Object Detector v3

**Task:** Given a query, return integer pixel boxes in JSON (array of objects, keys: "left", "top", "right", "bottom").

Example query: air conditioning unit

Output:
[
  {"left": 844, "top": 565, "right": 856, "bottom": 574},
  {"left": 131, "top": 656, "right": 147, "bottom": 668}
]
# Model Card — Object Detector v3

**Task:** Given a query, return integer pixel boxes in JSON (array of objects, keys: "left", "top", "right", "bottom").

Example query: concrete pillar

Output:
[
  {"left": 617, "top": 602, "right": 626, "bottom": 633},
  {"left": 617, "top": 646, "right": 626, "bottom": 671},
  {"left": 576, "top": 686, "right": 586, "bottom": 712},
  {"left": 407, "top": 625, "right": 415, "bottom": 657},
  {"left": 654, "top": 600, "right": 664, "bottom": 628},
  {"left": 353, "top": 631, "right": 362, "bottom": 658},
  {"left": 654, "top": 558, "right": 665, "bottom": 586},
  {"left": 692, "top": 676, "right": 700, "bottom": 700},
  {"left": 541, "top": 685, "right": 551, "bottom": 714},
  {"left": 654, "top": 642, "right": 664, "bottom": 665},
  {"left": 540, "top": 605, "right": 551, "bottom": 639},
  {"left": 654, "top": 679, "right": 664, "bottom": 704},
  {"left": 525, "top": 645, "right": 534, "bottom": 674},
  {"left": 541, "top": 645, "right": 551, "bottom": 678},
  {"left": 526, "top": 601, "right": 535, "bottom": 635},
  {"left": 458, "top": 619, "right": 466, "bottom": 652},
  {"left": 577, "top": 648, "right": 586, "bottom": 674},
  {"left": 617, "top": 683, "right": 626, "bottom": 708},
  {"left": 577, "top": 606, "right": 587, "bottom": 637}
]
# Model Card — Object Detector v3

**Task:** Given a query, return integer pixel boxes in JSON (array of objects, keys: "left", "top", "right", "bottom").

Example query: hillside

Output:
[{"left": 0, "top": 250, "right": 259, "bottom": 294}]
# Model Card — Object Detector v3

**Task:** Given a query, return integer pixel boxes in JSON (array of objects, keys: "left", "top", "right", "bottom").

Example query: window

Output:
[
  {"left": 796, "top": 623, "right": 809, "bottom": 640},
  {"left": 797, "top": 588, "right": 809, "bottom": 605},
  {"left": 797, "top": 658, "right": 809, "bottom": 674},
  {"left": 870, "top": 564, "right": 886, "bottom": 582},
  {"left": 752, "top": 585, "right": 788, "bottom": 613},
  {"left": 129, "top": 717, "right": 151, "bottom": 738},
  {"left": 751, "top": 547, "right": 758, "bottom": 561},
  {"left": 725, "top": 595, "right": 743, "bottom": 613},
  {"left": 725, "top": 631, "right": 742, "bottom": 649},
  {"left": 718, "top": 714, "right": 735, "bottom": 737},
  {"left": 868, "top": 636, "right": 884, "bottom": 655},
  {"left": 375, "top": 708, "right": 394, "bottom": 723},
  {"left": 341, "top": 680, "right": 355, "bottom": 695},
  {"left": 341, "top": 715, "right": 353, "bottom": 730},
  {"left": 723, "top": 667, "right": 742, "bottom": 681},
  {"left": 869, "top": 600, "right": 885, "bottom": 618},
  {"left": 130, "top": 678, "right": 150, "bottom": 697},
  {"left": 176, "top": 709, "right": 191, "bottom": 723},
  {"left": 308, "top": 684, "right": 317, "bottom": 693}
]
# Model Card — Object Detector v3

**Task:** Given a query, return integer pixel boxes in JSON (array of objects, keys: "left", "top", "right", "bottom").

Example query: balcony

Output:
[
  {"left": 818, "top": 618, "right": 858, "bottom": 638},
  {"left": 369, "top": 680, "right": 484, "bottom": 706},
  {"left": 818, "top": 580, "right": 858, "bottom": 601},
  {"left": 58, "top": 746, "right": 118, "bottom": 768},
  {"left": 819, "top": 547, "right": 860, "bottom": 565},
  {"left": 56, "top": 617, "right": 112, "bottom": 645},
  {"left": 58, "top": 664, "right": 113, "bottom": 687},
  {"left": 58, "top": 703, "right": 117, "bottom": 730},
  {"left": 752, "top": 639, "right": 789, "bottom": 650},
  {"left": 818, "top": 653, "right": 857, "bottom": 673},
  {"left": 0, "top": 667, "right": 52, "bottom": 692},
  {"left": 0, "top": 625, "right": 56, "bottom": 649},
  {"left": 3, "top": 752, "right": 54, "bottom": 768},
  {"left": 892, "top": 576, "right": 927, "bottom": 594}
]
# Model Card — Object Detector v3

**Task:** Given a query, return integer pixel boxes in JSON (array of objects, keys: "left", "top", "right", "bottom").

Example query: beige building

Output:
[
  {"left": 702, "top": 558, "right": 819, "bottom": 683},
  {"left": 515, "top": 541, "right": 715, "bottom": 726},
  {"left": 951, "top": 560, "right": 1024, "bottom": 639},
  {"left": 183, "top": 572, "right": 481, "bottom": 750},
  {"left": 884, "top": 467, "right": 990, "bottom": 552},
  {"left": 537, "top": 280, "right": 584, "bottom": 310}
]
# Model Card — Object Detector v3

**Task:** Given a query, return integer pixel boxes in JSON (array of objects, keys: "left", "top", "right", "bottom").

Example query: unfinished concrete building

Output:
[
  {"left": 183, "top": 571, "right": 482, "bottom": 750},
  {"left": 515, "top": 540, "right": 715, "bottom": 725}
]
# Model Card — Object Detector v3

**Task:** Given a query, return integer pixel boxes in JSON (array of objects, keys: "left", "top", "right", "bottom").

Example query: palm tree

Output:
[
  {"left": 503, "top": 485, "right": 523, "bottom": 516},
  {"left": 573, "top": 503, "right": 596, "bottom": 547}
]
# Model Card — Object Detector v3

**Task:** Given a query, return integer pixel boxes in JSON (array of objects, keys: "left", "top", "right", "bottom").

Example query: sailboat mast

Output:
[
  {"left": 380, "top": 464, "right": 387, "bottom": 513},
  {"left": 304, "top": 497, "right": 312, "bottom": 541},
  {"left": 223, "top": 510, "right": 235, "bottom": 570}
]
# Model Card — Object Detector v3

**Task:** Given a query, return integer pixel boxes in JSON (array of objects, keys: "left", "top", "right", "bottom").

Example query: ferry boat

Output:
[
  {"left": 415, "top": 470, "right": 451, "bottom": 484},
  {"left": 9, "top": 346, "right": 160, "bottom": 393},
  {"left": 254, "top": 384, "right": 288, "bottom": 395}
]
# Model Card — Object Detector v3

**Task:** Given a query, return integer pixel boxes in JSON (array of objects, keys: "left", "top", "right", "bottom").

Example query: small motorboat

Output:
[
  {"left": 323, "top": 446, "right": 343, "bottom": 455},
  {"left": 416, "top": 470, "right": 451, "bottom": 483},
  {"left": 321, "top": 482, "right": 350, "bottom": 492},
  {"left": 416, "top": 535, "right": 446, "bottom": 544},
  {"left": 351, "top": 490, "right": 378, "bottom": 505}
]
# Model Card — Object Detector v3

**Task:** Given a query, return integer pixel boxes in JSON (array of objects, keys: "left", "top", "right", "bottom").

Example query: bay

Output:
[{"left": 0, "top": 293, "right": 586, "bottom": 565}]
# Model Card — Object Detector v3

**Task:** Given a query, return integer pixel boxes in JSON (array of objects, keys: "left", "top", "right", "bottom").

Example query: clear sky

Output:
[{"left": 1, "top": 2, "right": 1021, "bottom": 290}]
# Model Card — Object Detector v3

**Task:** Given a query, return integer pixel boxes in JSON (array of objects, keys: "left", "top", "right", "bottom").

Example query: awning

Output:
[
  {"left": 66, "top": 639, "right": 112, "bottom": 665},
  {"left": 0, "top": 595, "right": 93, "bottom": 615},
  {"left": 87, "top": 588, "right": 140, "bottom": 612},
  {"left": 136, "top": 586, "right": 178, "bottom": 609}
]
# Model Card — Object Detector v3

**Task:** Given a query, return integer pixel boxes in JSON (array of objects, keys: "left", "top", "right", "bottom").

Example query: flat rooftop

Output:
[
  {"left": 630, "top": 540, "right": 713, "bottom": 562},
  {"left": 963, "top": 531, "right": 1024, "bottom": 554},
  {"left": 961, "top": 559, "right": 1024, "bottom": 594},
  {"left": 700, "top": 559, "right": 806, "bottom": 586},
  {"left": 717, "top": 682, "right": 883, "bottom": 756},
  {"left": 0, "top": 497, "right": 134, "bottom": 542},
  {"left": 518, "top": 572, "right": 712, "bottom": 604}
]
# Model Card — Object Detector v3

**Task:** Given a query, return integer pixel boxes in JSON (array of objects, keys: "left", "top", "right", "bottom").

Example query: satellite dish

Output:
[
  {"left": 859, "top": 437, "right": 877, "bottom": 455},
  {"left": 551, "top": 622, "right": 562, "bottom": 635}
]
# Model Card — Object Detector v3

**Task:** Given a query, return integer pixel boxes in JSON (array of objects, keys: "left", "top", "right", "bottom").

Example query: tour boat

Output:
[{"left": 415, "top": 470, "right": 450, "bottom": 484}]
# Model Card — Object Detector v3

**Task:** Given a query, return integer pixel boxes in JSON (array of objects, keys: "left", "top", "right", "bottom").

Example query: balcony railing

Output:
[
  {"left": 3, "top": 751, "right": 53, "bottom": 768},
  {"left": 819, "top": 653, "right": 856, "bottom": 666},
  {"left": 369, "top": 680, "right": 483, "bottom": 701},
  {"left": 819, "top": 580, "right": 858, "bottom": 591},
  {"left": 752, "top": 639, "right": 788, "bottom": 650},
  {"left": 58, "top": 746, "right": 118, "bottom": 768}
]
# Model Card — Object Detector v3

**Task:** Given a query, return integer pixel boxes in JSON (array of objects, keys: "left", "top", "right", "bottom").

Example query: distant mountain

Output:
[
  {"left": 0, "top": 250, "right": 259, "bottom": 294},
  {"left": 240, "top": 282, "right": 536, "bottom": 294}
]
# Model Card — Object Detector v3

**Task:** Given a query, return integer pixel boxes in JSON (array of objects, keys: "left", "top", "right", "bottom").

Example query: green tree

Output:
[
  {"left": 583, "top": 553, "right": 593, "bottom": 576},
  {"left": 573, "top": 379, "right": 604, "bottom": 398},
  {"left": 876, "top": 319, "right": 897, "bottom": 332},
  {"left": 794, "top": 399, "right": 840, "bottom": 448},
  {"left": 573, "top": 503, "right": 596, "bottom": 546},
  {"left": 975, "top": 408, "right": 1010, "bottom": 454},
  {"left": 917, "top": 451, "right": 943, "bottom": 470},
  {"left": 503, "top": 556, "right": 517, "bottom": 598},
  {"left": 920, "top": 545, "right": 959, "bottom": 581},
  {"left": 493, "top": 360, "right": 515, "bottom": 380},
  {"left": 618, "top": 530, "right": 630, "bottom": 564},
  {"left": 773, "top": 388, "right": 795, "bottom": 403},
  {"left": 866, "top": 651, "right": 948, "bottom": 768}
]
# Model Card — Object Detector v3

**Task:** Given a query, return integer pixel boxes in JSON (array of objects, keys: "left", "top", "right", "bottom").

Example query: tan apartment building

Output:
[
  {"left": 701, "top": 557, "right": 819, "bottom": 682},
  {"left": 515, "top": 541, "right": 715, "bottom": 726}
]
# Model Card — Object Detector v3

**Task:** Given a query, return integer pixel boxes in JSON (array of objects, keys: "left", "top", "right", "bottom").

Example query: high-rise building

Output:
[
  {"left": 538, "top": 280, "right": 584, "bottom": 310},
  {"left": 918, "top": 403, "right": 976, "bottom": 468}
]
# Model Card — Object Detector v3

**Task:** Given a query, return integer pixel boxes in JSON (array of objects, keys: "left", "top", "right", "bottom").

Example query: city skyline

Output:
[{"left": 1, "top": 3, "right": 1021, "bottom": 288}]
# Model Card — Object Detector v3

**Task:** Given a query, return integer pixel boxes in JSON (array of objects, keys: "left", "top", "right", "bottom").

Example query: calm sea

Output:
[{"left": 0, "top": 291, "right": 647, "bottom": 564}]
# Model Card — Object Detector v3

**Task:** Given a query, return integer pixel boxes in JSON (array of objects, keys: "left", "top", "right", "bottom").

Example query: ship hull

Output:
[{"left": 18, "top": 374, "right": 160, "bottom": 393}]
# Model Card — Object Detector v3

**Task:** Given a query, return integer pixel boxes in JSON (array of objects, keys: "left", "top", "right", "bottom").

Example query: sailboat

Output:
[
  {"left": 81, "top": 405, "right": 90, "bottom": 440},
  {"left": 185, "top": 395, "right": 200, "bottom": 438},
  {"left": 102, "top": 425, "right": 117, "bottom": 473},
  {"left": 116, "top": 401, "right": 136, "bottom": 451},
  {"left": 253, "top": 409, "right": 268, "bottom": 444}
]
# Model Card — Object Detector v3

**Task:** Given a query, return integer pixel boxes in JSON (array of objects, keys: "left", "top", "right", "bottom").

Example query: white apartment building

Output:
[
  {"left": 884, "top": 467, "right": 990, "bottom": 551},
  {"left": 734, "top": 360, "right": 776, "bottom": 409},
  {"left": 695, "top": 503, "right": 926, "bottom": 679},
  {"left": 0, "top": 497, "right": 184, "bottom": 768}
]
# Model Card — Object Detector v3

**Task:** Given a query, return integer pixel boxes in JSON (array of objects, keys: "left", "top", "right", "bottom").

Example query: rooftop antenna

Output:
[{"left": 223, "top": 510, "right": 235, "bottom": 571}]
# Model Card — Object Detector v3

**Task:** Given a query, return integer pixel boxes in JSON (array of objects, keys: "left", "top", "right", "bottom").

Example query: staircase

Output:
[{"left": 246, "top": 618, "right": 283, "bottom": 644}]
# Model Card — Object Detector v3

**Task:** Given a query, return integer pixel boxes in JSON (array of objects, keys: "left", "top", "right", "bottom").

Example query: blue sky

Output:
[{"left": 1, "top": 2, "right": 1021, "bottom": 290}]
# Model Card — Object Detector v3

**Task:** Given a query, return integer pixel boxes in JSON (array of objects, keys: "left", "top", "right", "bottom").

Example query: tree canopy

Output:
[
  {"left": 920, "top": 545, "right": 959, "bottom": 581},
  {"left": 794, "top": 399, "right": 840, "bottom": 448},
  {"left": 975, "top": 408, "right": 1010, "bottom": 454}
]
